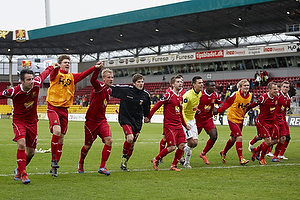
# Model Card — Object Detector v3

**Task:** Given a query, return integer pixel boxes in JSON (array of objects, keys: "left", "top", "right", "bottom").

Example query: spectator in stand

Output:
[
  {"left": 262, "top": 70, "right": 269, "bottom": 86},
  {"left": 248, "top": 108, "right": 254, "bottom": 126},
  {"left": 254, "top": 71, "right": 259, "bottom": 80},
  {"left": 219, "top": 111, "right": 224, "bottom": 126},
  {"left": 76, "top": 96, "right": 80, "bottom": 105},
  {"left": 218, "top": 83, "right": 224, "bottom": 93},
  {"left": 226, "top": 83, "right": 231, "bottom": 92},
  {"left": 255, "top": 73, "right": 261, "bottom": 89},
  {"left": 150, "top": 94, "right": 158, "bottom": 105},
  {"left": 82, "top": 95, "right": 88, "bottom": 107},
  {"left": 260, "top": 71, "right": 264, "bottom": 85},
  {"left": 225, "top": 90, "right": 231, "bottom": 100},
  {"left": 249, "top": 79, "right": 253, "bottom": 91},
  {"left": 231, "top": 84, "right": 238, "bottom": 93},
  {"left": 220, "top": 91, "right": 226, "bottom": 102}
]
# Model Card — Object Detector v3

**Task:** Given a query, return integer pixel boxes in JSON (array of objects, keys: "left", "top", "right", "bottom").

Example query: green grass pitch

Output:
[{"left": 0, "top": 118, "right": 299, "bottom": 199}]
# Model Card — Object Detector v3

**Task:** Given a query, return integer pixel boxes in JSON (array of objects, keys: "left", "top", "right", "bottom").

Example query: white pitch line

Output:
[{"left": 1, "top": 163, "right": 299, "bottom": 177}]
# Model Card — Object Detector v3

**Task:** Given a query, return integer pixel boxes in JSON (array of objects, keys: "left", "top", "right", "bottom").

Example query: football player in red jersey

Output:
[
  {"left": 47, "top": 55, "right": 98, "bottom": 177},
  {"left": 146, "top": 74, "right": 190, "bottom": 171},
  {"left": 78, "top": 66, "right": 114, "bottom": 176},
  {"left": 214, "top": 79, "right": 251, "bottom": 165},
  {"left": 271, "top": 81, "right": 291, "bottom": 161},
  {"left": 247, "top": 82, "right": 279, "bottom": 165},
  {"left": 196, "top": 80, "right": 222, "bottom": 165},
  {"left": 0, "top": 65, "right": 58, "bottom": 184},
  {"left": 158, "top": 76, "right": 186, "bottom": 164}
]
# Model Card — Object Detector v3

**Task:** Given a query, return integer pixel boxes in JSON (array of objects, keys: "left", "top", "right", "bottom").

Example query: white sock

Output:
[{"left": 184, "top": 146, "right": 193, "bottom": 165}]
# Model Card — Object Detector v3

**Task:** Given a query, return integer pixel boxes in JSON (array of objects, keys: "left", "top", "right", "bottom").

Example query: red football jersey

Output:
[
  {"left": 196, "top": 90, "right": 222, "bottom": 121},
  {"left": 275, "top": 91, "right": 290, "bottom": 123},
  {"left": 85, "top": 70, "right": 112, "bottom": 121},
  {"left": 0, "top": 66, "right": 53, "bottom": 123},
  {"left": 148, "top": 88, "right": 185, "bottom": 129},
  {"left": 249, "top": 92, "right": 278, "bottom": 122}
]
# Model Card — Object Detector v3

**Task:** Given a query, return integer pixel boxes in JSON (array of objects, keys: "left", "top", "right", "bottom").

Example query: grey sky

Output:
[{"left": 0, "top": 0, "right": 188, "bottom": 31}]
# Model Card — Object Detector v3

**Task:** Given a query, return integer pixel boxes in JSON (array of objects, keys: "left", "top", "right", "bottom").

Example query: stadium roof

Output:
[{"left": 0, "top": 0, "right": 299, "bottom": 55}]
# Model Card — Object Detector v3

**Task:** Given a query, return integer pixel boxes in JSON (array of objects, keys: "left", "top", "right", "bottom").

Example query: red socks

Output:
[
  {"left": 279, "top": 140, "right": 289, "bottom": 156},
  {"left": 260, "top": 142, "right": 269, "bottom": 159},
  {"left": 17, "top": 149, "right": 27, "bottom": 173},
  {"left": 56, "top": 143, "right": 63, "bottom": 162},
  {"left": 250, "top": 136, "right": 258, "bottom": 145},
  {"left": 100, "top": 144, "right": 112, "bottom": 168},
  {"left": 224, "top": 139, "right": 235, "bottom": 154},
  {"left": 155, "top": 148, "right": 169, "bottom": 161},
  {"left": 51, "top": 134, "right": 60, "bottom": 161},
  {"left": 172, "top": 149, "right": 184, "bottom": 166},
  {"left": 235, "top": 141, "right": 243, "bottom": 160},
  {"left": 274, "top": 142, "right": 283, "bottom": 157},
  {"left": 79, "top": 146, "right": 89, "bottom": 164},
  {"left": 202, "top": 139, "right": 215, "bottom": 155},
  {"left": 160, "top": 139, "right": 166, "bottom": 152},
  {"left": 122, "top": 140, "right": 132, "bottom": 155}
]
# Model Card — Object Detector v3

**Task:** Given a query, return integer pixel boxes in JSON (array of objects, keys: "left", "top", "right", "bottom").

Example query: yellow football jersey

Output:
[{"left": 182, "top": 89, "right": 202, "bottom": 122}]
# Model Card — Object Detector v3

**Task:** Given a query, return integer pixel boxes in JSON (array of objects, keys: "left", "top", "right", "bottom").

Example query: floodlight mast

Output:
[{"left": 45, "top": 0, "right": 51, "bottom": 27}]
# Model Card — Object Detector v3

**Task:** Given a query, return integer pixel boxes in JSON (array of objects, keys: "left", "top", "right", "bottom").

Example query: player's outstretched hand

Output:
[
  {"left": 144, "top": 117, "right": 150, "bottom": 123},
  {"left": 186, "top": 123, "right": 191, "bottom": 130},
  {"left": 95, "top": 60, "right": 104, "bottom": 69},
  {"left": 212, "top": 107, "right": 218, "bottom": 115}
]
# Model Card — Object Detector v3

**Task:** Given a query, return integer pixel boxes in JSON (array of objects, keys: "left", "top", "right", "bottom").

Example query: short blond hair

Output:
[
  {"left": 170, "top": 74, "right": 183, "bottom": 85},
  {"left": 101, "top": 68, "right": 113, "bottom": 77},
  {"left": 237, "top": 79, "right": 249, "bottom": 89},
  {"left": 267, "top": 81, "right": 277, "bottom": 89}
]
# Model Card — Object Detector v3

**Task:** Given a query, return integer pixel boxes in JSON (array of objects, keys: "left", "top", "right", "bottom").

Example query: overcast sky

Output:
[{"left": 0, "top": 0, "right": 188, "bottom": 31}]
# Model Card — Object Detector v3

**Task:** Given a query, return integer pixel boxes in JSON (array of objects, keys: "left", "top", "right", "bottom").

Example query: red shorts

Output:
[
  {"left": 12, "top": 119, "right": 37, "bottom": 148},
  {"left": 164, "top": 127, "right": 186, "bottom": 147},
  {"left": 47, "top": 104, "right": 68, "bottom": 134},
  {"left": 85, "top": 120, "right": 111, "bottom": 145},
  {"left": 122, "top": 124, "right": 140, "bottom": 143},
  {"left": 277, "top": 121, "right": 290, "bottom": 137},
  {"left": 228, "top": 120, "right": 243, "bottom": 137},
  {"left": 256, "top": 119, "right": 279, "bottom": 139},
  {"left": 196, "top": 118, "right": 216, "bottom": 134}
]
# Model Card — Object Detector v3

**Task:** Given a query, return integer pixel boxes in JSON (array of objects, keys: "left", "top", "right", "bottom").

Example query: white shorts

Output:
[{"left": 183, "top": 118, "right": 198, "bottom": 140}]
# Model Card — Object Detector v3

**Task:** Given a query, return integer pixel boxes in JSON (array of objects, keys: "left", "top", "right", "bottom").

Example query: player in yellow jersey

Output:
[
  {"left": 181, "top": 76, "right": 204, "bottom": 168},
  {"left": 214, "top": 79, "right": 252, "bottom": 165},
  {"left": 47, "top": 55, "right": 102, "bottom": 177}
]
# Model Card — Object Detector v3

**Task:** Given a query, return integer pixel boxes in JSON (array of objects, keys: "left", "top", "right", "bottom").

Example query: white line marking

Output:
[{"left": 1, "top": 163, "right": 299, "bottom": 177}]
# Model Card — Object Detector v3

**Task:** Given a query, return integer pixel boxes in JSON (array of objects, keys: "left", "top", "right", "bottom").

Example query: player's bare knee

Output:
[
  {"left": 103, "top": 136, "right": 112, "bottom": 146},
  {"left": 265, "top": 138, "right": 272, "bottom": 146},
  {"left": 84, "top": 145, "right": 91, "bottom": 151},
  {"left": 17, "top": 138, "right": 26, "bottom": 150},
  {"left": 126, "top": 134, "right": 134, "bottom": 143},
  {"left": 27, "top": 151, "right": 35, "bottom": 158},
  {"left": 167, "top": 145, "right": 176, "bottom": 152},
  {"left": 210, "top": 134, "right": 218, "bottom": 142}
]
